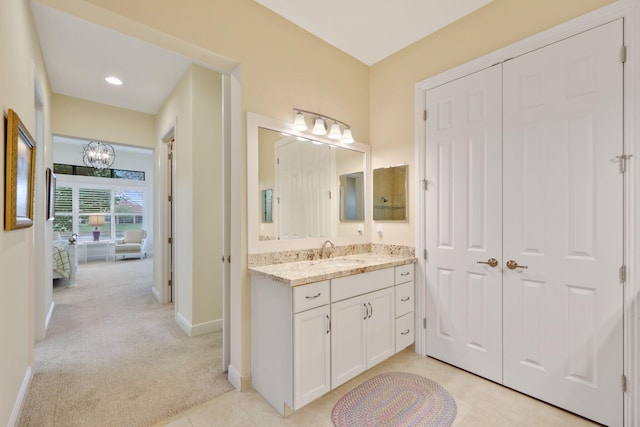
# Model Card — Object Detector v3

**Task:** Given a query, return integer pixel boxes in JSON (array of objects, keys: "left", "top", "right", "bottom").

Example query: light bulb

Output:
[
  {"left": 328, "top": 122, "right": 342, "bottom": 140},
  {"left": 341, "top": 128, "right": 354, "bottom": 143},
  {"left": 312, "top": 117, "right": 327, "bottom": 135},
  {"left": 292, "top": 112, "right": 308, "bottom": 131}
]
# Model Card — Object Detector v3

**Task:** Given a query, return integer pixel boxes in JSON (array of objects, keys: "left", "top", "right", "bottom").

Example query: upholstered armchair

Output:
[{"left": 114, "top": 229, "right": 147, "bottom": 260}]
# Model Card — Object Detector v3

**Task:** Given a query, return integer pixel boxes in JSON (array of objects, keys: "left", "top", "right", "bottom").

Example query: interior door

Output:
[
  {"left": 502, "top": 20, "right": 623, "bottom": 427},
  {"left": 425, "top": 64, "right": 503, "bottom": 383}
]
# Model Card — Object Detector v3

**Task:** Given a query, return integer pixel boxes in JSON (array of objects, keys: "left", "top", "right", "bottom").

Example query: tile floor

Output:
[{"left": 153, "top": 349, "right": 600, "bottom": 427}]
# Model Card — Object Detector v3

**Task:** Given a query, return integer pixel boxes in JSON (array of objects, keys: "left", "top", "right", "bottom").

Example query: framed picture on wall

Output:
[
  {"left": 46, "top": 167, "right": 56, "bottom": 221},
  {"left": 4, "top": 109, "right": 36, "bottom": 230}
]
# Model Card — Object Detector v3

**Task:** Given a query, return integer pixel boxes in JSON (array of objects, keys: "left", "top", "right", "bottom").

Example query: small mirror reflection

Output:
[{"left": 373, "top": 165, "right": 408, "bottom": 221}]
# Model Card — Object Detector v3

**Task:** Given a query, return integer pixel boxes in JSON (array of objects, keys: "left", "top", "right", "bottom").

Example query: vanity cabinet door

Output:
[
  {"left": 293, "top": 305, "right": 331, "bottom": 409},
  {"left": 366, "top": 287, "right": 395, "bottom": 367},
  {"left": 331, "top": 295, "right": 367, "bottom": 388}
]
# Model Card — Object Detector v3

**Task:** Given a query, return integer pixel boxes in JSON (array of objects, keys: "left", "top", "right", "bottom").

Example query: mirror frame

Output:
[{"left": 247, "top": 112, "right": 371, "bottom": 254}]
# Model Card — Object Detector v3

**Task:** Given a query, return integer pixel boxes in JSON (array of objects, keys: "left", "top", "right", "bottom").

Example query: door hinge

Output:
[
  {"left": 616, "top": 154, "right": 633, "bottom": 173},
  {"left": 422, "top": 179, "right": 428, "bottom": 191},
  {"left": 621, "top": 45, "right": 627, "bottom": 63},
  {"left": 622, "top": 374, "right": 627, "bottom": 392},
  {"left": 423, "top": 249, "right": 428, "bottom": 260},
  {"left": 423, "top": 110, "right": 427, "bottom": 121},
  {"left": 221, "top": 255, "right": 225, "bottom": 263},
  {"left": 620, "top": 265, "right": 627, "bottom": 283},
  {"left": 277, "top": 157, "right": 280, "bottom": 165},
  {"left": 329, "top": 191, "right": 332, "bottom": 200},
  {"left": 168, "top": 279, "right": 173, "bottom": 287},
  {"left": 423, "top": 318, "right": 427, "bottom": 329},
  {"left": 168, "top": 195, "right": 172, "bottom": 202},
  {"left": 227, "top": 255, "right": 231, "bottom": 263},
  {"left": 168, "top": 237, "right": 172, "bottom": 244},
  {"left": 168, "top": 152, "right": 173, "bottom": 161}
]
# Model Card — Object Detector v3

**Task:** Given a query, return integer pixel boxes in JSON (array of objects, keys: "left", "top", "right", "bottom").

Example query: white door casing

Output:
[
  {"left": 502, "top": 20, "right": 624, "bottom": 427},
  {"left": 425, "top": 64, "right": 504, "bottom": 383}
]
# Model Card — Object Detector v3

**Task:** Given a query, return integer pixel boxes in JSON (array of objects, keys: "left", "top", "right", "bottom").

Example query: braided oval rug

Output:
[{"left": 331, "top": 372, "right": 457, "bottom": 427}]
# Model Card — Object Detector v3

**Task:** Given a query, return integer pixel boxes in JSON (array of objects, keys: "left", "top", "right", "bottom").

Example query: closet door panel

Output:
[
  {"left": 502, "top": 19, "right": 623, "bottom": 427},
  {"left": 425, "top": 64, "right": 503, "bottom": 383}
]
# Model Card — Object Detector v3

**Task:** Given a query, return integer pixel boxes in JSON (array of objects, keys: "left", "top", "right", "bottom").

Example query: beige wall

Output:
[
  {"left": 154, "top": 64, "right": 224, "bottom": 330},
  {"left": 0, "top": 0, "right": 53, "bottom": 425},
  {"left": 52, "top": 94, "right": 156, "bottom": 149},
  {"left": 369, "top": 0, "right": 617, "bottom": 246}
]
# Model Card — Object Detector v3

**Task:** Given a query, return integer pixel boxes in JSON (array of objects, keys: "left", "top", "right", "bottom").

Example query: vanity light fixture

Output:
[{"left": 292, "top": 108, "right": 355, "bottom": 143}]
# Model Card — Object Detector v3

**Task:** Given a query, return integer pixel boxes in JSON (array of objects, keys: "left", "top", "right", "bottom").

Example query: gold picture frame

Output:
[{"left": 5, "top": 109, "right": 36, "bottom": 230}]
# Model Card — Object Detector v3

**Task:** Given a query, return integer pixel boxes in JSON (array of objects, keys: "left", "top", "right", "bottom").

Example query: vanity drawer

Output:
[
  {"left": 395, "top": 281, "right": 414, "bottom": 318},
  {"left": 331, "top": 268, "right": 394, "bottom": 302},
  {"left": 395, "top": 264, "right": 414, "bottom": 284},
  {"left": 293, "top": 280, "right": 330, "bottom": 313},
  {"left": 395, "top": 312, "right": 415, "bottom": 353}
]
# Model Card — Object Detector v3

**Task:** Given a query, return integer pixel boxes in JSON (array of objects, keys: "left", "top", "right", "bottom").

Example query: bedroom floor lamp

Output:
[{"left": 89, "top": 215, "right": 105, "bottom": 241}]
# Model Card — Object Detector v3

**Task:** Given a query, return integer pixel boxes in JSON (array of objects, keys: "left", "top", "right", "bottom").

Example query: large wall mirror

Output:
[
  {"left": 373, "top": 165, "right": 408, "bottom": 221},
  {"left": 248, "top": 112, "right": 370, "bottom": 254}
]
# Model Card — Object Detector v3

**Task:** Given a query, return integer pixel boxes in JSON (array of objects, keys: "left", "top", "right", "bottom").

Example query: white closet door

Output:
[
  {"left": 425, "top": 64, "right": 503, "bottom": 383},
  {"left": 502, "top": 20, "right": 623, "bottom": 427}
]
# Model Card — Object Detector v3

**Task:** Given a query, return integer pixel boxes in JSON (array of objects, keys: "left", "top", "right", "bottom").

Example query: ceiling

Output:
[
  {"left": 255, "top": 0, "right": 493, "bottom": 66},
  {"left": 30, "top": 0, "right": 491, "bottom": 115}
]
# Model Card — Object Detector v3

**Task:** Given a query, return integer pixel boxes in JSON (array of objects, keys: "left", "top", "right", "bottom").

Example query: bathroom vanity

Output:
[{"left": 249, "top": 253, "right": 415, "bottom": 416}]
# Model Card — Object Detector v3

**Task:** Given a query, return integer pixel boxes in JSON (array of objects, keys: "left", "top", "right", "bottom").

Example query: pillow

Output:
[{"left": 124, "top": 230, "right": 145, "bottom": 244}]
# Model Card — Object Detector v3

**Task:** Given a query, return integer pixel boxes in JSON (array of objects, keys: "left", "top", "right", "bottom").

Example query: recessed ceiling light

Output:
[{"left": 105, "top": 76, "right": 123, "bottom": 86}]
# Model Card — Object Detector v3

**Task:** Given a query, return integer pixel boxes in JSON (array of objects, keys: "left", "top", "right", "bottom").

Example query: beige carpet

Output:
[{"left": 19, "top": 258, "right": 233, "bottom": 427}]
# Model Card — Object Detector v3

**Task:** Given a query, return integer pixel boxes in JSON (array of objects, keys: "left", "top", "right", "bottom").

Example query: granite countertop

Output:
[{"left": 248, "top": 252, "right": 417, "bottom": 287}]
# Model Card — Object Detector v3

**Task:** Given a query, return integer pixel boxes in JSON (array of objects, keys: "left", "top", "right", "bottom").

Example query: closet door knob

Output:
[
  {"left": 506, "top": 260, "right": 528, "bottom": 270},
  {"left": 477, "top": 258, "right": 499, "bottom": 268}
]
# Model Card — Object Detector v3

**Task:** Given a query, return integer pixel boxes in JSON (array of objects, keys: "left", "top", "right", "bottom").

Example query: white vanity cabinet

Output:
[
  {"left": 250, "top": 261, "right": 415, "bottom": 416},
  {"left": 330, "top": 268, "right": 395, "bottom": 388}
]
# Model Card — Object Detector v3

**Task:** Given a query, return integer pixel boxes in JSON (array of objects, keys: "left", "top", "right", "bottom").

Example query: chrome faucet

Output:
[{"left": 321, "top": 240, "right": 335, "bottom": 259}]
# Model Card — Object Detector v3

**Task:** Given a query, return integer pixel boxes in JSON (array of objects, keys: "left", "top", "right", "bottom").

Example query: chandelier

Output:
[{"left": 82, "top": 141, "right": 115, "bottom": 169}]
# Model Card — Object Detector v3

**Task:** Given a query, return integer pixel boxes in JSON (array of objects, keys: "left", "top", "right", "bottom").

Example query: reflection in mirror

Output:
[
  {"left": 373, "top": 165, "right": 408, "bottom": 221},
  {"left": 261, "top": 189, "right": 273, "bottom": 223},
  {"left": 339, "top": 172, "right": 364, "bottom": 221},
  {"left": 257, "top": 126, "right": 365, "bottom": 241}
]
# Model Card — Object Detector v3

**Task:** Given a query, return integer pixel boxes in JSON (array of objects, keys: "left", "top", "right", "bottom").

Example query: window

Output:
[
  {"left": 53, "top": 185, "right": 146, "bottom": 241},
  {"left": 53, "top": 163, "right": 145, "bottom": 181}
]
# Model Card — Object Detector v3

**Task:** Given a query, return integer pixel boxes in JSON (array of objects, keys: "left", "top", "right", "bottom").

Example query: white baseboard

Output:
[
  {"left": 8, "top": 367, "right": 32, "bottom": 427},
  {"left": 44, "top": 301, "right": 55, "bottom": 332},
  {"left": 227, "top": 364, "right": 242, "bottom": 391},
  {"left": 175, "top": 312, "right": 222, "bottom": 337},
  {"left": 151, "top": 286, "right": 161, "bottom": 303}
]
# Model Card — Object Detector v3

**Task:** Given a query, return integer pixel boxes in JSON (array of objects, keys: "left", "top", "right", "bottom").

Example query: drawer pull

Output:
[
  {"left": 400, "top": 272, "right": 410, "bottom": 276},
  {"left": 401, "top": 329, "right": 411, "bottom": 335},
  {"left": 401, "top": 296, "right": 410, "bottom": 302},
  {"left": 305, "top": 293, "right": 321, "bottom": 299}
]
